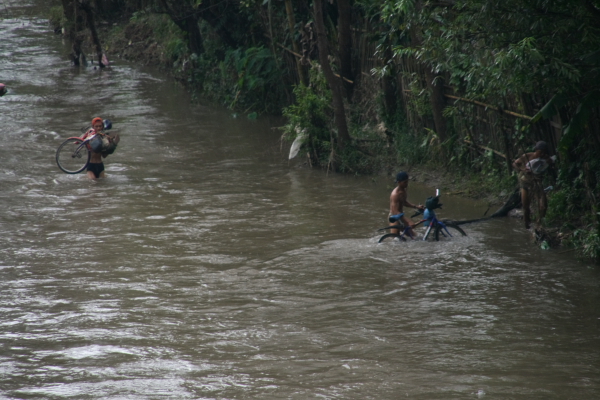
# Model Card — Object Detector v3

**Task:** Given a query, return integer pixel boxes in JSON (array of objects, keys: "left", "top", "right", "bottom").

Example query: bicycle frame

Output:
[
  {"left": 70, "top": 134, "right": 96, "bottom": 154},
  {"left": 378, "top": 189, "right": 465, "bottom": 243},
  {"left": 378, "top": 214, "right": 425, "bottom": 242},
  {"left": 420, "top": 209, "right": 455, "bottom": 241}
]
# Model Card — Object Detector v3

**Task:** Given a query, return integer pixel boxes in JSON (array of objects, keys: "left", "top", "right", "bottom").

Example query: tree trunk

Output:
[
  {"left": 313, "top": 0, "right": 351, "bottom": 148},
  {"left": 284, "top": 0, "right": 308, "bottom": 86},
  {"left": 498, "top": 115, "right": 513, "bottom": 174},
  {"left": 196, "top": 0, "right": 239, "bottom": 49},
  {"left": 158, "top": 0, "right": 205, "bottom": 55},
  {"left": 424, "top": 68, "right": 447, "bottom": 142},
  {"left": 61, "top": 0, "right": 85, "bottom": 66},
  {"left": 185, "top": 15, "right": 205, "bottom": 55},
  {"left": 337, "top": 0, "right": 354, "bottom": 100},
  {"left": 79, "top": 0, "right": 106, "bottom": 68},
  {"left": 409, "top": 1, "right": 447, "bottom": 142},
  {"left": 447, "top": 187, "right": 522, "bottom": 226},
  {"left": 489, "top": 188, "right": 521, "bottom": 218},
  {"left": 381, "top": 39, "right": 397, "bottom": 118}
]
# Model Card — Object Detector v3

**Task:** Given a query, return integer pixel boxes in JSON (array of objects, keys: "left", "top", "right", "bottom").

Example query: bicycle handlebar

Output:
[
  {"left": 411, "top": 203, "right": 442, "bottom": 218},
  {"left": 411, "top": 210, "right": 423, "bottom": 218}
]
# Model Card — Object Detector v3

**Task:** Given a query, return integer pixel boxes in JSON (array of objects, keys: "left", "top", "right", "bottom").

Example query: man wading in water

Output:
[
  {"left": 81, "top": 117, "right": 119, "bottom": 180},
  {"left": 389, "top": 171, "right": 425, "bottom": 237},
  {"left": 512, "top": 141, "right": 555, "bottom": 229}
]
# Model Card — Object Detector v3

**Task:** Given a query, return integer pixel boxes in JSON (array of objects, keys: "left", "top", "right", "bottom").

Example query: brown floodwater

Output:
[{"left": 1, "top": 2, "right": 599, "bottom": 399}]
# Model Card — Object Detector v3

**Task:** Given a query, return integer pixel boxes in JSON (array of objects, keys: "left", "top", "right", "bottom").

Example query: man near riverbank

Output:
[
  {"left": 389, "top": 171, "right": 425, "bottom": 236},
  {"left": 512, "top": 141, "right": 555, "bottom": 229}
]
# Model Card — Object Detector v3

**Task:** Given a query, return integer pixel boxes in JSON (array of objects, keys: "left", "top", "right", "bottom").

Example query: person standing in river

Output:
[
  {"left": 81, "top": 117, "right": 118, "bottom": 180},
  {"left": 512, "top": 141, "right": 555, "bottom": 229},
  {"left": 389, "top": 171, "right": 425, "bottom": 237}
]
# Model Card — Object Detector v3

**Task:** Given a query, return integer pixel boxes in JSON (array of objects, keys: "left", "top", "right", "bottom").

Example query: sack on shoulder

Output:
[
  {"left": 102, "top": 133, "right": 120, "bottom": 156},
  {"left": 107, "top": 133, "right": 120, "bottom": 145},
  {"left": 89, "top": 135, "right": 104, "bottom": 153},
  {"left": 90, "top": 134, "right": 113, "bottom": 154}
]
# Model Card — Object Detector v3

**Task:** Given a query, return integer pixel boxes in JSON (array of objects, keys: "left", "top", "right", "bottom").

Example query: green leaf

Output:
[
  {"left": 531, "top": 93, "right": 569, "bottom": 123},
  {"left": 558, "top": 90, "right": 600, "bottom": 153}
]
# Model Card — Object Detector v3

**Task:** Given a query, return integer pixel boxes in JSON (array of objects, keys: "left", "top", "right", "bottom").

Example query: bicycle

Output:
[
  {"left": 377, "top": 216, "right": 424, "bottom": 242},
  {"left": 55, "top": 120, "right": 114, "bottom": 174},
  {"left": 378, "top": 189, "right": 467, "bottom": 243}
]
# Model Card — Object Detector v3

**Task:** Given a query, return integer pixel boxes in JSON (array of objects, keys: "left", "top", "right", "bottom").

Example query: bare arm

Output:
[
  {"left": 513, "top": 153, "right": 529, "bottom": 172},
  {"left": 391, "top": 188, "right": 422, "bottom": 214},
  {"left": 403, "top": 198, "right": 424, "bottom": 210}
]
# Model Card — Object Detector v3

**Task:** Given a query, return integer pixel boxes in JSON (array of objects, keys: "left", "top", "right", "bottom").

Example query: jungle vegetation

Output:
[{"left": 51, "top": 0, "right": 600, "bottom": 260}]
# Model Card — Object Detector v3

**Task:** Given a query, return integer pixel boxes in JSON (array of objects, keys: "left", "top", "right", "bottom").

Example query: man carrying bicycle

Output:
[
  {"left": 388, "top": 171, "right": 425, "bottom": 236},
  {"left": 81, "top": 117, "right": 119, "bottom": 180}
]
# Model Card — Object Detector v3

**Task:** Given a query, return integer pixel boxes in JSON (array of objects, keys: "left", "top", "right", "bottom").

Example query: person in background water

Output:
[
  {"left": 0, "top": 83, "right": 7, "bottom": 96},
  {"left": 81, "top": 117, "right": 113, "bottom": 180},
  {"left": 512, "top": 141, "right": 555, "bottom": 229},
  {"left": 389, "top": 171, "right": 425, "bottom": 237}
]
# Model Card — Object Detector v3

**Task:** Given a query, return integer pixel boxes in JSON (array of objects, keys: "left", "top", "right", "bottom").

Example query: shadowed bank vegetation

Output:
[{"left": 49, "top": 0, "right": 600, "bottom": 261}]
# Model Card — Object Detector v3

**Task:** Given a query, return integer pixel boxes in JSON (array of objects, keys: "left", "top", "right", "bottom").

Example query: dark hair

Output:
[
  {"left": 534, "top": 141, "right": 549, "bottom": 153},
  {"left": 395, "top": 171, "right": 409, "bottom": 182}
]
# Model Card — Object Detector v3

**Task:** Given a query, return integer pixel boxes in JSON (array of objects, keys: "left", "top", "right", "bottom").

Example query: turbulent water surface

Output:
[{"left": 1, "top": 2, "right": 599, "bottom": 399}]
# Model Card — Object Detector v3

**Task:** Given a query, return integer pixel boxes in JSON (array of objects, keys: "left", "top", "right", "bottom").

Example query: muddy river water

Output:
[{"left": 1, "top": 2, "right": 599, "bottom": 399}]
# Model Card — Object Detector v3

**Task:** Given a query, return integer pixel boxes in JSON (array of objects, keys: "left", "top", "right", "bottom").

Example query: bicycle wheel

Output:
[
  {"left": 434, "top": 223, "right": 467, "bottom": 241},
  {"left": 378, "top": 233, "right": 406, "bottom": 243},
  {"left": 56, "top": 138, "right": 90, "bottom": 174}
]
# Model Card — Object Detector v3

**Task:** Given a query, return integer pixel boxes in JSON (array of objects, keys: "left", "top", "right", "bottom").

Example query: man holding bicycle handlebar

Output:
[{"left": 389, "top": 171, "right": 425, "bottom": 237}]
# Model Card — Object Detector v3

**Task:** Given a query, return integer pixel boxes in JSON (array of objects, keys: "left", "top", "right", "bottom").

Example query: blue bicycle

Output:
[{"left": 378, "top": 190, "right": 466, "bottom": 243}]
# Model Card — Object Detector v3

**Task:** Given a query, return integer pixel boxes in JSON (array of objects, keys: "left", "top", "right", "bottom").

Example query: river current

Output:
[{"left": 1, "top": 2, "right": 599, "bottom": 399}]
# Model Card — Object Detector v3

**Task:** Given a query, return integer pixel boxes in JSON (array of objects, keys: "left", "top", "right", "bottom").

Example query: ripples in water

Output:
[{"left": 1, "top": 3, "right": 600, "bottom": 399}]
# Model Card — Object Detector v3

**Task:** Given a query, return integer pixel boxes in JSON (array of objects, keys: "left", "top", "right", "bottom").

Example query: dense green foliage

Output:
[
  {"left": 56, "top": 0, "right": 600, "bottom": 260},
  {"left": 283, "top": 70, "right": 333, "bottom": 167}
]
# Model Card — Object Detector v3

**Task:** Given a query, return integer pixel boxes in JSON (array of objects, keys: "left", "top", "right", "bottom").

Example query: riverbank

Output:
[
  {"left": 89, "top": 14, "right": 512, "bottom": 209},
  {"left": 104, "top": 17, "right": 166, "bottom": 69},
  {"left": 73, "top": 15, "right": 590, "bottom": 258}
]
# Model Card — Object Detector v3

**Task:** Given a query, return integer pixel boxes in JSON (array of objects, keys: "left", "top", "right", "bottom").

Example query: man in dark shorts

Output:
[
  {"left": 388, "top": 171, "right": 425, "bottom": 236},
  {"left": 512, "top": 141, "right": 555, "bottom": 229},
  {"left": 81, "top": 117, "right": 119, "bottom": 179}
]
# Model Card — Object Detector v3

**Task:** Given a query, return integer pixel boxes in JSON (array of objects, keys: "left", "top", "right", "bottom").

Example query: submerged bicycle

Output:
[
  {"left": 378, "top": 189, "right": 466, "bottom": 243},
  {"left": 55, "top": 119, "right": 115, "bottom": 174}
]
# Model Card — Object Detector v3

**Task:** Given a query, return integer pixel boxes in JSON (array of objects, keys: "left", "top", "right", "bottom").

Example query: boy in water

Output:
[
  {"left": 389, "top": 171, "right": 425, "bottom": 236},
  {"left": 512, "top": 141, "right": 555, "bottom": 229}
]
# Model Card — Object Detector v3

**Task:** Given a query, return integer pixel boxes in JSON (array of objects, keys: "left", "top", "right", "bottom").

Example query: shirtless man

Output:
[
  {"left": 512, "top": 141, "right": 555, "bottom": 229},
  {"left": 389, "top": 171, "right": 425, "bottom": 236},
  {"left": 81, "top": 117, "right": 119, "bottom": 180}
]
